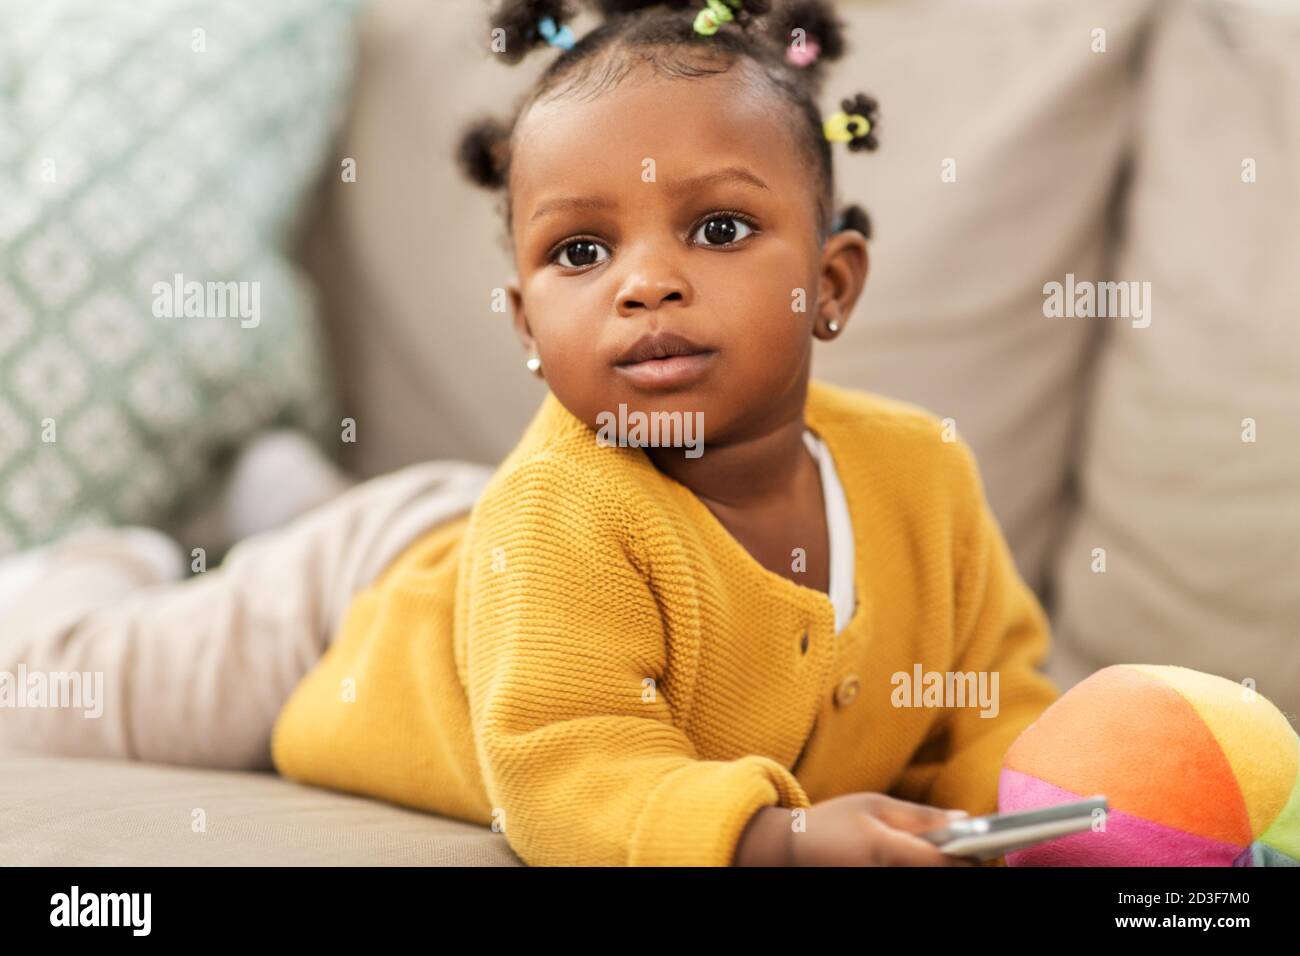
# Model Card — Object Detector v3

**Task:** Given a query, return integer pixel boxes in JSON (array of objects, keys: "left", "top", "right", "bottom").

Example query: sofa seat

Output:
[{"left": 0, "top": 752, "right": 521, "bottom": 866}]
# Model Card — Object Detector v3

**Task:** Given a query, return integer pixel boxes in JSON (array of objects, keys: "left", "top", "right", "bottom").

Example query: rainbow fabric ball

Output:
[{"left": 998, "top": 664, "right": 1300, "bottom": 866}]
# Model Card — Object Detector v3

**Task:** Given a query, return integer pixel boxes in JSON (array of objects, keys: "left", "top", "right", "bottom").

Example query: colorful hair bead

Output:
[
  {"left": 537, "top": 15, "right": 575, "bottom": 50},
  {"left": 822, "top": 93, "right": 880, "bottom": 151},
  {"left": 694, "top": 0, "right": 744, "bottom": 37},
  {"left": 786, "top": 37, "right": 821, "bottom": 68}
]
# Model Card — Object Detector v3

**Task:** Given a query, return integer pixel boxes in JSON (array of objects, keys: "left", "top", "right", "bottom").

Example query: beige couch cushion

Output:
[
  {"left": 813, "top": 0, "right": 1154, "bottom": 593},
  {"left": 1047, "top": 0, "right": 1300, "bottom": 717},
  {"left": 0, "top": 753, "right": 520, "bottom": 865},
  {"left": 300, "top": 0, "right": 1156, "bottom": 595}
]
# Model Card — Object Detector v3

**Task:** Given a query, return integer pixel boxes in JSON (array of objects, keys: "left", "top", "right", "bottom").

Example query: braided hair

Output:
[{"left": 456, "top": 0, "right": 877, "bottom": 245}]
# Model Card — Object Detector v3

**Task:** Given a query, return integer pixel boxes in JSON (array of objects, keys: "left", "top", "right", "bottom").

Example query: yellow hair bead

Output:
[{"left": 823, "top": 112, "right": 871, "bottom": 143}]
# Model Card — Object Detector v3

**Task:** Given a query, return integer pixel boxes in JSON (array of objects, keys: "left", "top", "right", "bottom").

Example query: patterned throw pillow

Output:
[{"left": 0, "top": 0, "right": 364, "bottom": 554}]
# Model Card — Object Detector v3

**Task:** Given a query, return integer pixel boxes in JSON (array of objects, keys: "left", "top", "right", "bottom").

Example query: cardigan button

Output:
[
  {"left": 833, "top": 675, "right": 860, "bottom": 708},
  {"left": 799, "top": 631, "right": 809, "bottom": 654}
]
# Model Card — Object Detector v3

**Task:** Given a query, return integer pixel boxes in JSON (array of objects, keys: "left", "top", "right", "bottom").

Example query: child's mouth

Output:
[
  {"left": 613, "top": 330, "right": 717, "bottom": 390},
  {"left": 614, "top": 351, "right": 718, "bottom": 390}
]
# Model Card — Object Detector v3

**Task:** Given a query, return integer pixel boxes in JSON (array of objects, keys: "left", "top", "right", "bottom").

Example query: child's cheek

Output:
[{"left": 710, "top": 247, "right": 819, "bottom": 348}]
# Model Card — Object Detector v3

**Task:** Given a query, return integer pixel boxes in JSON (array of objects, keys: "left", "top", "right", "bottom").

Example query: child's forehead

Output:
[{"left": 509, "top": 67, "right": 805, "bottom": 203}]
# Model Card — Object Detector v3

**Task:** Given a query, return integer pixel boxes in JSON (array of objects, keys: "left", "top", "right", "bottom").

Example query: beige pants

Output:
[{"left": 0, "top": 461, "right": 492, "bottom": 771}]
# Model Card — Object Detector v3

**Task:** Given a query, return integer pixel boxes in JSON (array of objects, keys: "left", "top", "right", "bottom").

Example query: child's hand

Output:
[{"left": 790, "top": 793, "right": 978, "bottom": 866}]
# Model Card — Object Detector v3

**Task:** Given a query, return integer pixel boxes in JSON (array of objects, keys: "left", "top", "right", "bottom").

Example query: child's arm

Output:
[
  {"left": 890, "top": 440, "right": 1061, "bottom": 827},
  {"left": 460, "top": 457, "right": 812, "bottom": 867}
]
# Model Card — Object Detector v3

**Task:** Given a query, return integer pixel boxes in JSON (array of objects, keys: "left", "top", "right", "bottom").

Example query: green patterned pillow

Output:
[{"left": 0, "top": 0, "right": 364, "bottom": 554}]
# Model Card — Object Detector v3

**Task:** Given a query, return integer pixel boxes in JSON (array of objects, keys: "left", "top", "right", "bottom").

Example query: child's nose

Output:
[
  {"left": 614, "top": 246, "right": 693, "bottom": 314},
  {"left": 618, "top": 285, "right": 686, "bottom": 313}
]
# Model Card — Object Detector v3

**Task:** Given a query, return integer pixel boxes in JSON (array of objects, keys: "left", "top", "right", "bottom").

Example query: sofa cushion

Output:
[
  {"left": 1047, "top": 0, "right": 1300, "bottom": 717},
  {"left": 0, "top": 753, "right": 521, "bottom": 865},
  {"left": 814, "top": 0, "right": 1156, "bottom": 593}
]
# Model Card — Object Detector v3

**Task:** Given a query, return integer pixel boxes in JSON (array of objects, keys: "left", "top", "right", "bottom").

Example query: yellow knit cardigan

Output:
[{"left": 271, "top": 379, "right": 1060, "bottom": 866}]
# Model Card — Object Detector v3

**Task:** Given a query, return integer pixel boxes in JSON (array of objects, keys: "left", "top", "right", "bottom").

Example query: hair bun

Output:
[
  {"left": 456, "top": 116, "right": 512, "bottom": 190},
  {"left": 833, "top": 203, "right": 871, "bottom": 239},
  {"left": 840, "top": 92, "right": 879, "bottom": 151},
  {"left": 492, "top": 0, "right": 579, "bottom": 64},
  {"left": 733, "top": 0, "right": 774, "bottom": 20},
  {"left": 767, "top": 0, "right": 847, "bottom": 84}
]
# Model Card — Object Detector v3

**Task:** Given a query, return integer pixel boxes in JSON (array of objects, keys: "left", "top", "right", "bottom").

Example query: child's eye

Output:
[
  {"left": 691, "top": 213, "right": 755, "bottom": 247},
  {"left": 552, "top": 239, "right": 610, "bottom": 269},
  {"left": 548, "top": 213, "right": 756, "bottom": 269}
]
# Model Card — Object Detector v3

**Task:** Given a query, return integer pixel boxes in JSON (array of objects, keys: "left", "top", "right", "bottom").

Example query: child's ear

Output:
[
  {"left": 814, "top": 230, "right": 869, "bottom": 339},
  {"left": 506, "top": 278, "right": 535, "bottom": 353}
]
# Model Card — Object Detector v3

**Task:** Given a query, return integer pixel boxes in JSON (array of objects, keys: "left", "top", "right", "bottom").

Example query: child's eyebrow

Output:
[
  {"left": 664, "top": 166, "right": 771, "bottom": 197},
  {"left": 529, "top": 195, "right": 614, "bottom": 223},
  {"left": 527, "top": 166, "right": 770, "bottom": 224}
]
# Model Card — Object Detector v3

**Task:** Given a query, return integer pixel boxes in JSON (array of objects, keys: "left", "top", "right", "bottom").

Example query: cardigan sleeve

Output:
[
  {"left": 459, "top": 456, "right": 811, "bottom": 867},
  {"left": 890, "top": 440, "right": 1061, "bottom": 863}
]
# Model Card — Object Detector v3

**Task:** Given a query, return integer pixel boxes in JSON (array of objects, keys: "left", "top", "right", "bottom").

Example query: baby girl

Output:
[{"left": 0, "top": 0, "right": 1060, "bottom": 867}]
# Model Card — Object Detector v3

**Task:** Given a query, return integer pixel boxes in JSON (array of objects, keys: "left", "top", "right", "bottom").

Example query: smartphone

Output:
[{"left": 919, "top": 796, "right": 1108, "bottom": 862}]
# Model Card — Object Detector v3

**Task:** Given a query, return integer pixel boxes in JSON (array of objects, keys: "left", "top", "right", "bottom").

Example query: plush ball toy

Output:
[{"left": 999, "top": 664, "right": 1299, "bottom": 866}]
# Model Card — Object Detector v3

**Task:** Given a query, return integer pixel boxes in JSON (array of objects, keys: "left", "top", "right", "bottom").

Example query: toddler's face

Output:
[{"left": 506, "top": 60, "right": 867, "bottom": 450}]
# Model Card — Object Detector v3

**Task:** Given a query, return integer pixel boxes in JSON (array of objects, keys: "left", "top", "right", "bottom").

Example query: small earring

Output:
[
  {"left": 826, "top": 318, "right": 841, "bottom": 334},
  {"left": 525, "top": 354, "right": 543, "bottom": 377}
]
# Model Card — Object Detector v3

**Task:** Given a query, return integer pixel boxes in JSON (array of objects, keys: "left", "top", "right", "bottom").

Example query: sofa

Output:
[{"left": 3, "top": 0, "right": 1297, "bottom": 865}]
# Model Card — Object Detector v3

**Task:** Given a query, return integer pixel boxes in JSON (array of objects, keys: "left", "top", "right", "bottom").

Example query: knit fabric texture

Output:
[{"left": 270, "top": 379, "right": 1061, "bottom": 866}]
